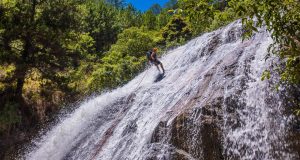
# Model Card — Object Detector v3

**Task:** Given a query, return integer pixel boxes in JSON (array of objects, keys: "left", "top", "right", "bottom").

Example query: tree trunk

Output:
[
  {"left": 14, "top": 52, "right": 30, "bottom": 120},
  {"left": 15, "top": 0, "right": 37, "bottom": 123},
  {"left": 14, "top": 31, "right": 33, "bottom": 121},
  {"left": 14, "top": 67, "right": 26, "bottom": 99},
  {"left": 15, "top": 0, "right": 36, "bottom": 99}
]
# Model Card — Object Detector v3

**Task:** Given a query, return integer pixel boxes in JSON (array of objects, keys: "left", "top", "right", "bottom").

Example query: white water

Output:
[{"left": 24, "top": 20, "right": 296, "bottom": 160}]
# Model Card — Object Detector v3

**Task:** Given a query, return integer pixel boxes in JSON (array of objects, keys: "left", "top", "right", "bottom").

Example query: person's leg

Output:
[
  {"left": 160, "top": 63, "right": 165, "bottom": 73},
  {"left": 156, "top": 65, "right": 161, "bottom": 72},
  {"left": 156, "top": 60, "right": 165, "bottom": 73}
]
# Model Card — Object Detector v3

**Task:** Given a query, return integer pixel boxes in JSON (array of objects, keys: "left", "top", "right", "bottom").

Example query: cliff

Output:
[{"left": 23, "top": 20, "right": 300, "bottom": 160}]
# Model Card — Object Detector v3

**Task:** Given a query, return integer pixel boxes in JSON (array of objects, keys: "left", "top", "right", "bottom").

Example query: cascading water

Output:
[{"left": 23, "top": 20, "right": 299, "bottom": 160}]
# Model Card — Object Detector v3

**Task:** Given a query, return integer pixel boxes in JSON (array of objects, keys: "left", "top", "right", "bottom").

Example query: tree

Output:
[
  {"left": 0, "top": 0, "right": 88, "bottom": 114},
  {"left": 157, "top": 10, "right": 172, "bottom": 29},
  {"left": 84, "top": 0, "right": 120, "bottom": 54},
  {"left": 106, "top": 0, "right": 124, "bottom": 8},
  {"left": 143, "top": 10, "right": 157, "bottom": 30},
  {"left": 213, "top": 0, "right": 228, "bottom": 11},
  {"left": 165, "top": 0, "right": 179, "bottom": 10},
  {"left": 178, "top": 0, "right": 215, "bottom": 34},
  {"left": 150, "top": 3, "right": 162, "bottom": 15},
  {"left": 88, "top": 27, "right": 156, "bottom": 92},
  {"left": 229, "top": 0, "right": 300, "bottom": 83},
  {"left": 162, "top": 15, "right": 192, "bottom": 43},
  {"left": 117, "top": 4, "right": 143, "bottom": 29}
]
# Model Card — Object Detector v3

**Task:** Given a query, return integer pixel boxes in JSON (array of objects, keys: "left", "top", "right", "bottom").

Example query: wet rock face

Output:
[
  {"left": 145, "top": 21, "right": 300, "bottom": 159},
  {"left": 24, "top": 20, "right": 300, "bottom": 160},
  {"left": 150, "top": 97, "right": 224, "bottom": 160},
  {"left": 280, "top": 85, "right": 300, "bottom": 157},
  {"left": 199, "top": 98, "right": 224, "bottom": 160}
]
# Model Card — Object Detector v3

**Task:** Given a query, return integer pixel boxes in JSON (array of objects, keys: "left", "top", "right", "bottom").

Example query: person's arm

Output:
[{"left": 151, "top": 52, "right": 156, "bottom": 60}]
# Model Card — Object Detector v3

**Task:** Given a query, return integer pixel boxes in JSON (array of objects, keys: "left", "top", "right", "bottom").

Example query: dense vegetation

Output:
[
  {"left": 229, "top": 0, "right": 300, "bottom": 84},
  {"left": 0, "top": 0, "right": 299, "bottom": 158}
]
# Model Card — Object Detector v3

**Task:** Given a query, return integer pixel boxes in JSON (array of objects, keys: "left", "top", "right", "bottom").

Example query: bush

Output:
[
  {"left": 209, "top": 7, "right": 238, "bottom": 31},
  {"left": 87, "top": 27, "right": 158, "bottom": 92},
  {"left": 162, "top": 15, "right": 192, "bottom": 44},
  {"left": 0, "top": 102, "right": 21, "bottom": 134}
]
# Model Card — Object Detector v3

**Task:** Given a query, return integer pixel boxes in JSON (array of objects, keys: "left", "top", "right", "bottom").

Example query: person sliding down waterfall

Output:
[{"left": 146, "top": 48, "right": 165, "bottom": 74}]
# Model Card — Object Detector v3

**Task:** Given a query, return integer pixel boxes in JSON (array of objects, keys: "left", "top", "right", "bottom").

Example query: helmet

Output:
[{"left": 153, "top": 48, "right": 158, "bottom": 52}]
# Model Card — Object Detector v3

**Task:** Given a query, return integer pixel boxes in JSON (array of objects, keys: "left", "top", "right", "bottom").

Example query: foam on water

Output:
[{"left": 24, "top": 20, "right": 296, "bottom": 160}]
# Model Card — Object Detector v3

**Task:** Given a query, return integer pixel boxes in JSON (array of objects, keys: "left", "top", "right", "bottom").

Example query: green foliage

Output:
[
  {"left": 143, "top": 10, "right": 157, "bottom": 30},
  {"left": 229, "top": 0, "right": 300, "bottom": 84},
  {"left": 106, "top": 0, "right": 125, "bottom": 8},
  {"left": 73, "top": 33, "right": 95, "bottom": 59},
  {"left": 0, "top": 0, "right": 89, "bottom": 95},
  {"left": 0, "top": 65, "right": 15, "bottom": 79},
  {"left": 1, "top": 0, "right": 300, "bottom": 142},
  {"left": 109, "top": 28, "right": 156, "bottom": 56},
  {"left": 84, "top": 0, "right": 120, "bottom": 54},
  {"left": 150, "top": 4, "right": 162, "bottom": 15},
  {"left": 1, "top": 0, "right": 300, "bottom": 146},
  {"left": 209, "top": 7, "right": 237, "bottom": 31},
  {"left": 178, "top": 0, "right": 215, "bottom": 34},
  {"left": 281, "top": 57, "right": 300, "bottom": 83},
  {"left": 156, "top": 10, "right": 172, "bottom": 29},
  {"left": 165, "top": 0, "right": 179, "bottom": 10},
  {"left": 177, "top": 0, "right": 240, "bottom": 36},
  {"left": 162, "top": 15, "right": 192, "bottom": 45},
  {"left": 0, "top": 102, "right": 21, "bottom": 133},
  {"left": 261, "top": 70, "right": 271, "bottom": 81},
  {"left": 87, "top": 27, "right": 157, "bottom": 92},
  {"left": 117, "top": 4, "right": 143, "bottom": 29},
  {"left": 0, "top": 64, "right": 15, "bottom": 90}
]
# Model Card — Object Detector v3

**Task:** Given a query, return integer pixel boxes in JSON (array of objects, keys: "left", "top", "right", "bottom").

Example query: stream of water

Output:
[{"left": 23, "top": 20, "right": 297, "bottom": 160}]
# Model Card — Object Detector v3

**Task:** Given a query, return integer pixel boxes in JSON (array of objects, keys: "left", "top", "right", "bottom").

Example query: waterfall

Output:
[{"left": 23, "top": 20, "right": 298, "bottom": 160}]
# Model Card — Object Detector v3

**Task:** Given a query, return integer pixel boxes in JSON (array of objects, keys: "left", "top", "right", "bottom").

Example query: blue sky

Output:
[{"left": 125, "top": 0, "right": 169, "bottom": 11}]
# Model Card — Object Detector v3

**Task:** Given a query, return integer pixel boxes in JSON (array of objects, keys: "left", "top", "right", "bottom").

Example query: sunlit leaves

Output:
[
  {"left": 261, "top": 70, "right": 271, "bottom": 81},
  {"left": 162, "top": 15, "right": 192, "bottom": 44},
  {"left": 178, "top": 0, "right": 215, "bottom": 34},
  {"left": 86, "top": 27, "right": 157, "bottom": 92},
  {"left": 229, "top": 0, "right": 300, "bottom": 84},
  {"left": 84, "top": 0, "right": 120, "bottom": 54}
]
